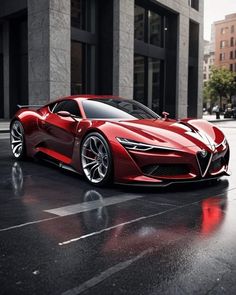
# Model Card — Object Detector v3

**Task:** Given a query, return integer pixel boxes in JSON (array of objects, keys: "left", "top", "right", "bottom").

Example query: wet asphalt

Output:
[{"left": 0, "top": 121, "right": 236, "bottom": 295}]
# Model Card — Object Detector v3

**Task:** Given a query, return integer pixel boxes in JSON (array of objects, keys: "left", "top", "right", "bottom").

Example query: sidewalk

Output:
[
  {"left": 0, "top": 121, "right": 10, "bottom": 133},
  {"left": 202, "top": 114, "right": 235, "bottom": 123},
  {"left": 0, "top": 115, "right": 235, "bottom": 133}
]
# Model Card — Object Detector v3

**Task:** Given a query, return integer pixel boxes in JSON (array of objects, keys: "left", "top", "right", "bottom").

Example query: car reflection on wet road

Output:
[{"left": 0, "top": 121, "right": 236, "bottom": 295}]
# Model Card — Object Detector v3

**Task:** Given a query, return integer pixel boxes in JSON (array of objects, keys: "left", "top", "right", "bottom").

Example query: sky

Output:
[{"left": 204, "top": 0, "right": 236, "bottom": 40}]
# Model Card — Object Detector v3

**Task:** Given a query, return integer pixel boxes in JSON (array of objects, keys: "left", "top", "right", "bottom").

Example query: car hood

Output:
[{"left": 109, "top": 118, "right": 225, "bottom": 151}]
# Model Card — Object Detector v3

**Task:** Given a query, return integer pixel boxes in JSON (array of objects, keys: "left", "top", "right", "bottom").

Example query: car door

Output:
[{"left": 41, "top": 100, "right": 81, "bottom": 160}]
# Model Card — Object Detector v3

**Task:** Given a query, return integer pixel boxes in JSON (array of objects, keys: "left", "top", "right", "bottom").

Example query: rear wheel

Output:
[
  {"left": 10, "top": 120, "right": 26, "bottom": 159},
  {"left": 81, "top": 132, "right": 113, "bottom": 186}
]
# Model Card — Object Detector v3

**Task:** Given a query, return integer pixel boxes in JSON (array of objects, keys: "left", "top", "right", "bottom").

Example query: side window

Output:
[
  {"left": 48, "top": 102, "right": 58, "bottom": 112},
  {"left": 53, "top": 100, "right": 82, "bottom": 117}
]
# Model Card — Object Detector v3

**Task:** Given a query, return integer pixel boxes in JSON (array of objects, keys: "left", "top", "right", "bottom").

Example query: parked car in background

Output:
[
  {"left": 233, "top": 107, "right": 236, "bottom": 119},
  {"left": 224, "top": 107, "right": 233, "bottom": 118}
]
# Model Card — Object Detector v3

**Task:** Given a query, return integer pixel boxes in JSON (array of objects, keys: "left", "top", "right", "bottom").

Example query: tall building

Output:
[
  {"left": 214, "top": 13, "right": 236, "bottom": 71},
  {"left": 203, "top": 40, "right": 215, "bottom": 83},
  {"left": 0, "top": 0, "right": 203, "bottom": 119}
]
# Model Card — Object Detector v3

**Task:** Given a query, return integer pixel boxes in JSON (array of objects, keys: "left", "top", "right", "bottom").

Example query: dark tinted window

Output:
[
  {"left": 134, "top": 5, "right": 145, "bottom": 42},
  {"left": 82, "top": 99, "right": 160, "bottom": 119},
  {"left": 53, "top": 100, "right": 81, "bottom": 117},
  {"left": 149, "top": 11, "right": 162, "bottom": 47},
  {"left": 48, "top": 102, "right": 57, "bottom": 112}
]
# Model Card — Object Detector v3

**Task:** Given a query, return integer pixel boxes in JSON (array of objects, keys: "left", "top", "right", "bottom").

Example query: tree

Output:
[
  {"left": 203, "top": 81, "right": 218, "bottom": 106},
  {"left": 208, "top": 67, "right": 236, "bottom": 108}
]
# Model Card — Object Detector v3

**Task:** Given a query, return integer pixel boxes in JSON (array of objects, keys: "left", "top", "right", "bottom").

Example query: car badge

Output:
[{"left": 200, "top": 149, "right": 208, "bottom": 158}]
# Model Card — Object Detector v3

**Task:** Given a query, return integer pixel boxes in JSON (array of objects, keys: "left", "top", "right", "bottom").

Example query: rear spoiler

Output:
[{"left": 17, "top": 104, "right": 43, "bottom": 109}]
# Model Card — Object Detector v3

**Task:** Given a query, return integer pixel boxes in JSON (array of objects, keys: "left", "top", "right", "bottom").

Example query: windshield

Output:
[{"left": 82, "top": 99, "right": 160, "bottom": 120}]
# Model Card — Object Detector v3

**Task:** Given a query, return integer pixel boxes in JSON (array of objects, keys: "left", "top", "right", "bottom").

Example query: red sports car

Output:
[{"left": 10, "top": 95, "right": 230, "bottom": 186}]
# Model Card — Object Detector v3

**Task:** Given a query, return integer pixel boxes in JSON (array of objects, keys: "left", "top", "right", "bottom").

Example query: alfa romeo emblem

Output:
[{"left": 200, "top": 149, "right": 208, "bottom": 158}]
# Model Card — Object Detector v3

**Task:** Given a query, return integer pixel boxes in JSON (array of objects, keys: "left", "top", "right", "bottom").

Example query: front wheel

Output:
[
  {"left": 81, "top": 132, "right": 113, "bottom": 186},
  {"left": 10, "top": 120, "right": 26, "bottom": 159}
]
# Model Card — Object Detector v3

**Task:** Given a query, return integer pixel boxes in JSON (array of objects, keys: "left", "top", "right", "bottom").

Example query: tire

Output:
[
  {"left": 10, "top": 120, "right": 27, "bottom": 160},
  {"left": 81, "top": 132, "right": 113, "bottom": 186}
]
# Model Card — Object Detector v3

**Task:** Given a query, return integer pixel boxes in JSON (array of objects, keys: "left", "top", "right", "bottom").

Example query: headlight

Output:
[
  {"left": 116, "top": 137, "right": 179, "bottom": 152},
  {"left": 215, "top": 137, "right": 228, "bottom": 149}
]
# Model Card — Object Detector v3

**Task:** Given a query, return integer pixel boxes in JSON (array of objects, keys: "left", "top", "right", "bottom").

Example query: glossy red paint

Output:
[{"left": 11, "top": 95, "right": 230, "bottom": 186}]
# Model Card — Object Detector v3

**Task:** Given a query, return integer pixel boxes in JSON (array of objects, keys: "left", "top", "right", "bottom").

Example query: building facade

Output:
[
  {"left": 0, "top": 0, "right": 203, "bottom": 119},
  {"left": 214, "top": 13, "right": 236, "bottom": 71},
  {"left": 203, "top": 40, "right": 215, "bottom": 83}
]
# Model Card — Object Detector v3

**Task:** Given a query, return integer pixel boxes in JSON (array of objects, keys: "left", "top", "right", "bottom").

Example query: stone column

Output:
[
  {"left": 113, "top": 0, "right": 134, "bottom": 99},
  {"left": 176, "top": 14, "right": 190, "bottom": 119},
  {"left": 28, "top": 0, "right": 71, "bottom": 105},
  {"left": 3, "top": 21, "right": 10, "bottom": 118},
  {"left": 197, "top": 1, "right": 204, "bottom": 118}
]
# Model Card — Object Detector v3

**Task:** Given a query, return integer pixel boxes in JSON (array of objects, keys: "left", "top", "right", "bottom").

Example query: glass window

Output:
[
  {"left": 134, "top": 5, "right": 145, "bottom": 42},
  {"left": 190, "top": 0, "right": 199, "bottom": 11},
  {"left": 148, "top": 58, "right": 161, "bottom": 114},
  {"left": 148, "top": 11, "right": 162, "bottom": 47},
  {"left": 220, "top": 40, "right": 227, "bottom": 48},
  {"left": 53, "top": 100, "right": 81, "bottom": 117},
  {"left": 82, "top": 99, "right": 159, "bottom": 119},
  {"left": 220, "top": 53, "right": 226, "bottom": 61},
  {"left": 71, "top": 41, "right": 95, "bottom": 95},
  {"left": 134, "top": 55, "right": 146, "bottom": 105},
  {"left": 231, "top": 25, "right": 235, "bottom": 34},
  {"left": 134, "top": 55, "right": 162, "bottom": 113},
  {"left": 71, "top": 0, "right": 85, "bottom": 29},
  {"left": 231, "top": 37, "right": 234, "bottom": 47},
  {"left": 71, "top": 41, "right": 84, "bottom": 94}
]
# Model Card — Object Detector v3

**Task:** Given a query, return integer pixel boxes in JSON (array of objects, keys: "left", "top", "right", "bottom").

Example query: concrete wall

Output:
[
  {"left": 151, "top": 0, "right": 204, "bottom": 118},
  {"left": 113, "top": 0, "right": 134, "bottom": 99},
  {"left": 0, "top": 0, "right": 203, "bottom": 118},
  {"left": 28, "top": 0, "right": 71, "bottom": 105}
]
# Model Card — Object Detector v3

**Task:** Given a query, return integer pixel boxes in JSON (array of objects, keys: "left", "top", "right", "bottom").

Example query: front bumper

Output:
[{"left": 113, "top": 141, "right": 230, "bottom": 185}]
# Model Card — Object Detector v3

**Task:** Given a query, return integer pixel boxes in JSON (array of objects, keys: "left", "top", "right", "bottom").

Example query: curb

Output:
[{"left": 207, "top": 119, "right": 235, "bottom": 123}]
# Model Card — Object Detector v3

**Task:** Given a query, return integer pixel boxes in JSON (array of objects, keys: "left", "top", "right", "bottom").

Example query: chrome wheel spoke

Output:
[
  {"left": 82, "top": 153, "right": 95, "bottom": 161},
  {"left": 84, "top": 160, "right": 97, "bottom": 169},
  {"left": 90, "top": 165, "right": 99, "bottom": 181},
  {"left": 98, "top": 165, "right": 105, "bottom": 178},
  {"left": 11, "top": 122, "right": 24, "bottom": 158},
  {"left": 90, "top": 138, "right": 99, "bottom": 155}
]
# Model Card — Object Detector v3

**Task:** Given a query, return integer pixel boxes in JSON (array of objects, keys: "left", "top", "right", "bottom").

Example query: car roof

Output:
[{"left": 55, "top": 95, "right": 122, "bottom": 102}]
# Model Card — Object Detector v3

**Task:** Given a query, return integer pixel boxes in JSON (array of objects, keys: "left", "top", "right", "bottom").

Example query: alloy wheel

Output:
[
  {"left": 81, "top": 135, "right": 110, "bottom": 184},
  {"left": 11, "top": 121, "right": 24, "bottom": 158}
]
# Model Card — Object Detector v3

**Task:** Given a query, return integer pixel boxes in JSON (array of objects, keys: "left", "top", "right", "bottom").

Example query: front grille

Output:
[
  {"left": 196, "top": 151, "right": 212, "bottom": 176},
  {"left": 142, "top": 164, "right": 190, "bottom": 177}
]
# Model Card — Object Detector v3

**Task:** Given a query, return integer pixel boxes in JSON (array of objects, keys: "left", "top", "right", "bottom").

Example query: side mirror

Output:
[
  {"left": 56, "top": 111, "right": 72, "bottom": 117},
  {"left": 162, "top": 111, "right": 170, "bottom": 120}
]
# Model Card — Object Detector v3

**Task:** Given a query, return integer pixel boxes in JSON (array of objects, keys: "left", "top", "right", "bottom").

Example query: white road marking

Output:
[
  {"left": 0, "top": 187, "right": 235, "bottom": 234},
  {"left": 58, "top": 202, "right": 199, "bottom": 246},
  {"left": 44, "top": 194, "right": 145, "bottom": 217},
  {"left": 0, "top": 216, "right": 60, "bottom": 233},
  {"left": 61, "top": 247, "right": 154, "bottom": 295}
]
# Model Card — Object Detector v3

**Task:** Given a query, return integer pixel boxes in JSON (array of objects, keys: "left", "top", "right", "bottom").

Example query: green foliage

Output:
[
  {"left": 203, "top": 81, "right": 218, "bottom": 105},
  {"left": 208, "top": 67, "right": 236, "bottom": 104}
]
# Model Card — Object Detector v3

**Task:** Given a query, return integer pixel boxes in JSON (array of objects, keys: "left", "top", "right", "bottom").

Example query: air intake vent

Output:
[{"left": 142, "top": 164, "right": 190, "bottom": 177}]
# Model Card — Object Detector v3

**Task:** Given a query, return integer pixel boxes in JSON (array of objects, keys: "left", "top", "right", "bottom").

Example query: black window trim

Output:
[{"left": 49, "top": 99, "right": 82, "bottom": 118}]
